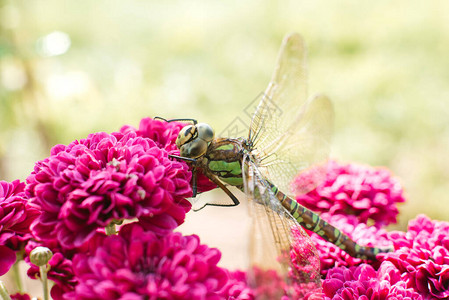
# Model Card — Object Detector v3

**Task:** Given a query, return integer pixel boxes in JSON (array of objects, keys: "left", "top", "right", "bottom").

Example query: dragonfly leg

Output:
[
  {"left": 168, "top": 154, "right": 197, "bottom": 163},
  {"left": 168, "top": 154, "right": 200, "bottom": 197},
  {"left": 154, "top": 116, "right": 198, "bottom": 124},
  {"left": 207, "top": 175, "right": 240, "bottom": 207},
  {"left": 192, "top": 166, "right": 198, "bottom": 197}
]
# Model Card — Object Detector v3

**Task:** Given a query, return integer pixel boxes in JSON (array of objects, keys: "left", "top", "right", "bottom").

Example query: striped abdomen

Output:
[{"left": 269, "top": 183, "right": 391, "bottom": 260}]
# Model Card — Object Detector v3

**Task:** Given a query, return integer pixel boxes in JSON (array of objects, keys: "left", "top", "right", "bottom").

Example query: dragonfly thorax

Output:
[{"left": 175, "top": 123, "right": 215, "bottom": 158}]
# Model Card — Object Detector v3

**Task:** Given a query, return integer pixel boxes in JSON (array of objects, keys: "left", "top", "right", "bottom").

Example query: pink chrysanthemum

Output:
[
  {"left": 295, "top": 161, "right": 405, "bottom": 227},
  {"left": 120, "top": 117, "right": 217, "bottom": 193},
  {"left": 381, "top": 215, "right": 449, "bottom": 298},
  {"left": 120, "top": 117, "right": 184, "bottom": 153},
  {"left": 65, "top": 223, "right": 228, "bottom": 300},
  {"left": 309, "top": 213, "right": 392, "bottom": 276},
  {"left": 26, "top": 131, "right": 192, "bottom": 249},
  {"left": 0, "top": 180, "right": 39, "bottom": 275},
  {"left": 323, "top": 263, "right": 423, "bottom": 299},
  {"left": 220, "top": 270, "right": 254, "bottom": 300},
  {"left": 385, "top": 214, "right": 449, "bottom": 251}
]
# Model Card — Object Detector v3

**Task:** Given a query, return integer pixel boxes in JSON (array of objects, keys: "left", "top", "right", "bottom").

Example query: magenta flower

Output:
[
  {"left": 385, "top": 214, "right": 449, "bottom": 251},
  {"left": 0, "top": 245, "right": 16, "bottom": 275},
  {"left": 295, "top": 161, "right": 405, "bottom": 227},
  {"left": 220, "top": 270, "right": 254, "bottom": 299},
  {"left": 120, "top": 117, "right": 184, "bottom": 153},
  {"left": 381, "top": 215, "right": 449, "bottom": 298},
  {"left": 0, "top": 180, "right": 39, "bottom": 249},
  {"left": 26, "top": 131, "right": 192, "bottom": 249},
  {"left": 0, "top": 180, "right": 39, "bottom": 275},
  {"left": 323, "top": 263, "right": 423, "bottom": 299},
  {"left": 65, "top": 223, "right": 228, "bottom": 300},
  {"left": 120, "top": 117, "right": 217, "bottom": 194}
]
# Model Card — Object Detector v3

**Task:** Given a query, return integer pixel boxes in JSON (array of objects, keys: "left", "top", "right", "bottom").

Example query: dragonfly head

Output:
[{"left": 176, "top": 123, "right": 214, "bottom": 158}]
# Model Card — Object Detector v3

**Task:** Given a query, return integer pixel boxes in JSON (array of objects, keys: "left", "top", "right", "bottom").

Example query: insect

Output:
[{"left": 162, "top": 33, "right": 391, "bottom": 297}]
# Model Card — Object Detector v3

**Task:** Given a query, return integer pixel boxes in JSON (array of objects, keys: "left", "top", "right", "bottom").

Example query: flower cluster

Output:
[
  {"left": 15, "top": 118, "right": 233, "bottom": 299},
  {"left": 120, "top": 118, "right": 217, "bottom": 194},
  {"left": 2, "top": 117, "right": 449, "bottom": 300},
  {"left": 381, "top": 215, "right": 449, "bottom": 299},
  {"left": 303, "top": 161, "right": 449, "bottom": 299},
  {"left": 65, "top": 223, "right": 229, "bottom": 299},
  {"left": 0, "top": 180, "right": 39, "bottom": 275},
  {"left": 120, "top": 117, "right": 185, "bottom": 153},
  {"left": 26, "top": 131, "right": 192, "bottom": 249},
  {"left": 323, "top": 263, "right": 422, "bottom": 299},
  {"left": 295, "top": 161, "right": 405, "bottom": 227}
]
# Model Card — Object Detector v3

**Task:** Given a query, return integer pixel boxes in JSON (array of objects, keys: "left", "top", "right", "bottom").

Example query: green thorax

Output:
[{"left": 204, "top": 138, "right": 247, "bottom": 187}]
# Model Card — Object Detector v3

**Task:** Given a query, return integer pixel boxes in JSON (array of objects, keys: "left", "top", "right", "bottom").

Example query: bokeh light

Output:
[{"left": 36, "top": 31, "right": 71, "bottom": 57}]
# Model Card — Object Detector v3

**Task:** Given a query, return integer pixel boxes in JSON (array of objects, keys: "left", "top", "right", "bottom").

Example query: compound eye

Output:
[
  {"left": 176, "top": 125, "right": 196, "bottom": 148},
  {"left": 179, "top": 139, "right": 208, "bottom": 158},
  {"left": 197, "top": 123, "right": 214, "bottom": 143}
]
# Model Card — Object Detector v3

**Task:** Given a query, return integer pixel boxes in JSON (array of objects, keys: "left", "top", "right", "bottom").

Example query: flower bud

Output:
[{"left": 30, "top": 247, "right": 53, "bottom": 267}]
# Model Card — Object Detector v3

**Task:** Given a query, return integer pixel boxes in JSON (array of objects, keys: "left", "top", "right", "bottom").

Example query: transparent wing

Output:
[
  {"left": 249, "top": 33, "right": 307, "bottom": 138},
  {"left": 244, "top": 159, "right": 321, "bottom": 298},
  {"left": 254, "top": 95, "right": 333, "bottom": 196},
  {"left": 249, "top": 33, "right": 334, "bottom": 197}
]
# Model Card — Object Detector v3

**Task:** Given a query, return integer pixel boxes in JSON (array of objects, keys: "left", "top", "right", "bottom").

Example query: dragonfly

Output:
[{"left": 161, "top": 33, "right": 391, "bottom": 297}]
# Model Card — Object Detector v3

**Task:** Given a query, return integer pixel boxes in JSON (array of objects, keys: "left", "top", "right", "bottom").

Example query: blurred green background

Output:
[{"left": 1, "top": 0, "right": 449, "bottom": 233}]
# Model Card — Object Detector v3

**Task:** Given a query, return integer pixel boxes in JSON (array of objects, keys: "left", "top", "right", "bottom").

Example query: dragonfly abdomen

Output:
[{"left": 269, "top": 183, "right": 391, "bottom": 260}]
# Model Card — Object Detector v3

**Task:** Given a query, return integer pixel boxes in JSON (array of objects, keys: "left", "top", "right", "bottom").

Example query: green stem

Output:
[
  {"left": 12, "top": 255, "right": 23, "bottom": 293},
  {"left": 105, "top": 223, "right": 116, "bottom": 235},
  {"left": 0, "top": 281, "right": 12, "bottom": 300},
  {"left": 39, "top": 265, "right": 49, "bottom": 300}
]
